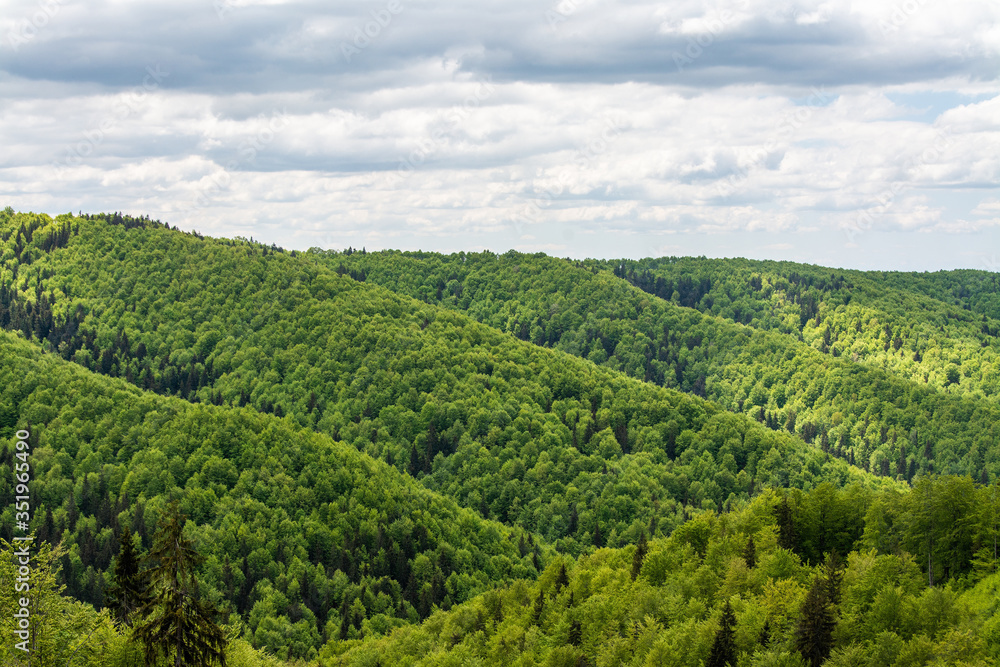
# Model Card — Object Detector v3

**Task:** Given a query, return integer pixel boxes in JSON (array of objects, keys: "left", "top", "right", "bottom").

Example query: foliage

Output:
[
  {"left": 134, "top": 501, "right": 227, "bottom": 666},
  {"left": 324, "top": 486, "right": 1000, "bottom": 666},
  {"left": 0, "top": 213, "right": 879, "bottom": 556},
  {"left": 322, "top": 249, "right": 1000, "bottom": 481},
  {"left": 0, "top": 329, "right": 536, "bottom": 658}
]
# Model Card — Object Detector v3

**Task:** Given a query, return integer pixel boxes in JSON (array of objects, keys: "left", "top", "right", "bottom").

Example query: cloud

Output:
[{"left": 1, "top": 0, "right": 998, "bottom": 267}]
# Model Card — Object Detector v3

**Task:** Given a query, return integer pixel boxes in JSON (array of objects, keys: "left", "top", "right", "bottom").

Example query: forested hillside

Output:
[
  {"left": 0, "top": 329, "right": 540, "bottom": 661},
  {"left": 326, "top": 482, "right": 1000, "bottom": 666},
  {"left": 608, "top": 257, "right": 1000, "bottom": 398},
  {"left": 2, "top": 208, "right": 998, "bottom": 666},
  {"left": 0, "top": 210, "right": 879, "bottom": 559},
  {"left": 319, "top": 249, "right": 1000, "bottom": 481}
]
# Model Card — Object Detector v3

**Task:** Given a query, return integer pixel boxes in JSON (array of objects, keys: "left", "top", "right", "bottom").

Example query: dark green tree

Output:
[
  {"left": 568, "top": 619, "right": 582, "bottom": 646},
  {"left": 105, "top": 528, "right": 149, "bottom": 627},
  {"left": 555, "top": 563, "right": 570, "bottom": 593},
  {"left": 707, "top": 600, "right": 737, "bottom": 667},
  {"left": 795, "top": 575, "right": 835, "bottom": 667},
  {"left": 631, "top": 531, "right": 648, "bottom": 581},
  {"left": 742, "top": 535, "right": 756, "bottom": 569},
  {"left": 775, "top": 497, "right": 798, "bottom": 552},
  {"left": 134, "top": 502, "right": 227, "bottom": 667},
  {"left": 823, "top": 550, "right": 844, "bottom": 606}
]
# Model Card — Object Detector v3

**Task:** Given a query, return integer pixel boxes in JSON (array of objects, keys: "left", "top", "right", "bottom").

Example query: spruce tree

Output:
[
  {"left": 795, "top": 575, "right": 835, "bottom": 667},
  {"left": 134, "top": 501, "right": 227, "bottom": 667},
  {"left": 105, "top": 528, "right": 149, "bottom": 627},
  {"left": 823, "top": 550, "right": 844, "bottom": 606},
  {"left": 775, "top": 497, "right": 798, "bottom": 552},
  {"left": 568, "top": 619, "right": 582, "bottom": 646},
  {"left": 555, "top": 563, "right": 570, "bottom": 593},
  {"left": 707, "top": 600, "right": 737, "bottom": 667},
  {"left": 742, "top": 535, "right": 756, "bottom": 569},
  {"left": 631, "top": 531, "right": 648, "bottom": 581}
]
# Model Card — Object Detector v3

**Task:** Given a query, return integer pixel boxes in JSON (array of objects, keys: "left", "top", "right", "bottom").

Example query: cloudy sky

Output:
[{"left": 1, "top": 0, "right": 998, "bottom": 270}]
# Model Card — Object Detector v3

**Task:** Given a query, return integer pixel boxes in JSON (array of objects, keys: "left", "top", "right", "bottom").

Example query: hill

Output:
[
  {"left": 0, "top": 329, "right": 539, "bottom": 661},
  {"left": 0, "top": 211, "right": 882, "bottom": 558},
  {"left": 325, "top": 480, "right": 1000, "bottom": 666},
  {"left": 318, "top": 249, "right": 1000, "bottom": 481}
]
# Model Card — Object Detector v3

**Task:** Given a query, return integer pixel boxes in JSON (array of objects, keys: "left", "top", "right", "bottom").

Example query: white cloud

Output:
[{"left": 0, "top": 0, "right": 998, "bottom": 266}]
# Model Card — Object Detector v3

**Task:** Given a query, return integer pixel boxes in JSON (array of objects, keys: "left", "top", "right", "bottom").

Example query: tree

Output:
[
  {"left": 593, "top": 522, "right": 603, "bottom": 548},
  {"left": 555, "top": 563, "right": 570, "bottom": 592},
  {"left": 742, "top": 535, "right": 756, "bottom": 569},
  {"left": 134, "top": 502, "right": 227, "bottom": 667},
  {"left": 822, "top": 551, "right": 843, "bottom": 606},
  {"left": 795, "top": 575, "right": 835, "bottom": 667},
  {"left": 775, "top": 497, "right": 798, "bottom": 552},
  {"left": 707, "top": 600, "right": 737, "bottom": 667},
  {"left": 631, "top": 531, "right": 648, "bottom": 581},
  {"left": 105, "top": 528, "right": 149, "bottom": 628}
]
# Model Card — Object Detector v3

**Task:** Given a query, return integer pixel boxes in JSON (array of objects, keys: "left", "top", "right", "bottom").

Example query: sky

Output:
[{"left": 1, "top": 0, "right": 998, "bottom": 271}]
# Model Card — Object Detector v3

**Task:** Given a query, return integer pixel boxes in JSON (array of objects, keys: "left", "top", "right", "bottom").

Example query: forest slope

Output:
[
  {"left": 0, "top": 211, "right": 880, "bottom": 554},
  {"left": 0, "top": 328, "right": 541, "bottom": 661},
  {"left": 320, "top": 249, "right": 1000, "bottom": 482},
  {"left": 325, "top": 480, "right": 1000, "bottom": 666}
]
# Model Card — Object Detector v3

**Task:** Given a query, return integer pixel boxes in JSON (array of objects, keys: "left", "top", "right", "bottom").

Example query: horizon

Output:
[{"left": 15, "top": 207, "right": 999, "bottom": 274}]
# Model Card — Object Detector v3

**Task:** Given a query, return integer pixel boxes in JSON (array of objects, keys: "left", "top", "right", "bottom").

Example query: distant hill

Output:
[{"left": 320, "top": 249, "right": 1000, "bottom": 481}]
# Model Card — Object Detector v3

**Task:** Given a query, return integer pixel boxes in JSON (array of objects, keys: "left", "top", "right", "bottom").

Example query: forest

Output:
[
  {"left": 322, "top": 249, "right": 1000, "bottom": 481},
  {"left": 0, "top": 208, "right": 997, "bottom": 666}
]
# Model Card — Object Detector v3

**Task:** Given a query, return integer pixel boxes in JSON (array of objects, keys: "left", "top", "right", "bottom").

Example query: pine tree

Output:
[
  {"left": 707, "top": 600, "right": 737, "bottom": 667},
  {"left": 795, "top": 575, "right": 835, "bottom": 667},
  {"left": 134, "top": 501, "right": 227, "bottom": 667},
  {"left": 555, "top": 563, "right": 570, "bottom": 593},
  {"left": 106, "top": 528, "right": 149, "bottom": 627},
  {"left": 775, "top": 497, "right": 797, "bottom": 552},
  {"left": 742, "top": 535, "right": 756, "bottom": 569},
  {"left": 631, "top": 531, "right": 648, "bottom": 581}
]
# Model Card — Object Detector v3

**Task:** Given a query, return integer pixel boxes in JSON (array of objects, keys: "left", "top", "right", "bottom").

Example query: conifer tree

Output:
[
  {"left": 134, "top": 502, "right": 227, "bottom": 667},
  {"left": 707, "top": 600, "right": 737, "bottom": 667},
  {"left": 742, "top": 535, "right": 756, "bottom": 569},
  {"left": 795, "top": 575, "right": 835, "bottom": 667},
  {"left": 555, "top": 563, "right": 570, "bottom": 593},
  {"left": 631, "top": 531, "right": 648, "bottom": 581},
  {"left": 106, "top": 528, "right": 149, "bottom": 628},
  {"left": 823, "top": 550, "right": 844, "bottom": 606},
  {"left": 775, "top": 497, "right": 797, "bottom": 551}
]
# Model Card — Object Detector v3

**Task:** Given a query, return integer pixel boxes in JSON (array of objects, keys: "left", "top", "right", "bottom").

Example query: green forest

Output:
[{"left": 0, "top": 208, "right": 998, "bottom": 666}]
